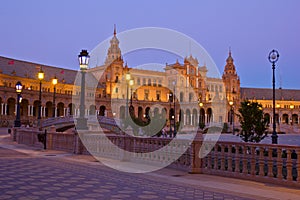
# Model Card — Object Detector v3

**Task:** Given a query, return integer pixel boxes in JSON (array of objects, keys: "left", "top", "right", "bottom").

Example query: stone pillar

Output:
[
  {"left": 64, "top": 108, "right": 67, "bottom": 116},
  {"left": 31, "top": 105, "right": 33, "bottom": 116},
  {"left": 189, "top": 138, "right": 203, "bottom": 174},
  {"left": 4, "top": 104, "right": 7, "bottom": 115},
  {"left": 183, "top": 114, "right": 186, "bottom": 125},
  {"left": 28, "top": 105, "right": 30, "bottom": 116},
  {"left": 1, "top": 103, "right": 4, "bottom": 115},
  {"left": 43, "top": 107, "right": 46, "bottom": 117}
]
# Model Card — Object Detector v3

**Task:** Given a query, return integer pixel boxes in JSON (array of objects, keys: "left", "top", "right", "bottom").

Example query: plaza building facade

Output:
[{"left": 1, "top": 29, "right": 300, "bottom": 133}]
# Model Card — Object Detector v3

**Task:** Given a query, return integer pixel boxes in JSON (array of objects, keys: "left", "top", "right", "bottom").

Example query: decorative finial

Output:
[
  {"left": 229, "top": 46, "right": 232, "bottom": 57},
  {"left": 114, "top": 24, "right": 116, "bottom": 36}
]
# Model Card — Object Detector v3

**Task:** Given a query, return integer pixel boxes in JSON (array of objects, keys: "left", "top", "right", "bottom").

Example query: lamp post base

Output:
[
  {"left": 14, "top": 120, "right": 21, "bottom": 128},
  {"left": 77, "top": 118, "right": 88, "bottom": 130},
  {"left": 271, "top": 132, "right": 278, "bottom": 144}
]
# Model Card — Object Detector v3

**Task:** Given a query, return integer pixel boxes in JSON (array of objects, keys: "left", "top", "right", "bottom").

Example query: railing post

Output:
[
  {"left": 242, "top": 146, "right": 248, "bottom": 174},
  {"left": 234, "top": 145, "right": 239, "bottom": 173},
  {"left": 277, "top": 148, "right": 283, "bottom": 180},
  {"left": 189, "top": 138, "right": 203, "bottom": 174},
  {"left": 268, "top": 148, "right": 274, "bottom": 178},
  {"left": 286, "top": 149, "right": 293, "bottom": 182},
  {"left": 220, "top": 144, "right": 225, "bottom": 171},
  {"left": 227, "top": 145, "right": 233, "bottom": 172},
  {"left": 250, "top": 146, "right": 256, "bottom": 176},
  {"left": 259, "top": 147, "right": 265, "bottom": 176},
  {"left": 297, "top": 149, "right": 300, "bottom": 183}
]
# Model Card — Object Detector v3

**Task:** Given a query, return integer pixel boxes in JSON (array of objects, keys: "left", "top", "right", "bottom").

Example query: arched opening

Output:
[
  {"left": 99, "top": 105, "right": 106, "bottom": 116},
  {"left": 180, "top": 92, "right": 184, "bottom": 102},
  {"left": 292, "top": 114, "right": 298, "bottom": 124},
  {"left": 57, "top": 102, "right": 64, "bottom": 117},
  {"left": 33, "top": 100, "right": 40, "bottom": 117},
  {"left": 192, "top": 109, "right": 197, "bottom": 126},
  {"left": 89, "top": 105, "right": 96, "bottom": 115},
  {"left": 264, "top": 113, "right": 270, "bottom": 124},
  {"left": 282, "top": 114, "right": 289, "bottom": 124},
  {"left": 20, "top": 99, "right": 29, "bottom": 117},
  {"left": 145, "top": 107, "right": 150, "bottom": 120},
  {"left": 138, "top": 106, "right": 143, "bottom": 119},
  {"left": 186, "top": 109, "right": 191, "bottom": 125},
  {"left": 45, "top": 101, "right": 53, "bottom": 117},
  {"left": 199, "top": 108, "right": 205, "bottom": 124},
  {"left": 68, "top": 103, "right": 75, "bottom": 116},
  {"left": 129, "top": 105, "right": 134, "bottom": 118},
  {"left": 207, "top": 108, "right": 212, "bottom": 124},
  {"left": 7, "top": 98, "right": 16, "bottom": 116}
]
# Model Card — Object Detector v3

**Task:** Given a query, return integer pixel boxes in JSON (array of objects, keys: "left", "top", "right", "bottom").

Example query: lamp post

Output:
[
  {"left": 38, "top": 67, "right": 44, "bottom": 130},
  {"left": 173, "top": 81, "right": 177, "bottom": 137},
  {"left": 290, "top": 104, "right": 294, "bottom": 125},
  {"left": 52, "top": 76, "right": 58, "bottom": 118},
  {"left": 268, "top": 49, "right": 279, "bottom": 144},
  {"left": 199, "top": 101, "right": 204, "bottom": 127},
  {"left": 229, "top": 101, "right": 234, "bottom": 134},
  {"left": 169, "top": 92, "right": 173, "bottom": 134},
  {"left": 129, "top": 79, "right": 134, "bottom": 106},
  {"left": 125, "top": 71, "right": 131, "bottom": 118},
  {"left": 14, "top": 81, "right": 23, "bottom": 127},
  {"left": 77, "top": 50, "right": 90, "bottom": 130}
]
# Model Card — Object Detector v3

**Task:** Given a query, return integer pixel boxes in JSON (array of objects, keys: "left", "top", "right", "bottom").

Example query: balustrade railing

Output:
[{"left": 14, "top": 127, "right": 300, "bottom": 187}]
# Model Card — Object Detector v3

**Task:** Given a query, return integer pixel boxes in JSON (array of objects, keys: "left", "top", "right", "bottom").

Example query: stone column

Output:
[
  {"left": 43, "top": 107, "right": 46, "bottom": 117},
  {"left": 28, "top": 105, "right": 31, "bottom": 116},
  {"left": 4, "top": 104, "right": 7, "bottom": 115},
  {"left": 31, "top": 106, "right": 33, "bottom": 116}
]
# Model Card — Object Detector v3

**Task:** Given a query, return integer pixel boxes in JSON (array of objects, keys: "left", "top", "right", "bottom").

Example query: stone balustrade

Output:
[{"left": 14, "top": 128, "right": 300, "bottom": 187}]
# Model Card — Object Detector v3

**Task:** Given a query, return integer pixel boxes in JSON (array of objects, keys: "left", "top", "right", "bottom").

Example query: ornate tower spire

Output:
[
  {"left": 222, "top": 48, "right": 240, "bottom": 102},
  {"left": 114, "top": 24, "right": 116, "bottom": 36},
  {"left": 105, "top": 25, "right": 122, "bottom": 65}
]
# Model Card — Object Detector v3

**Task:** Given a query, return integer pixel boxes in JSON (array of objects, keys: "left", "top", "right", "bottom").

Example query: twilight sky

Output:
[{"left": 1, "top": 0, "right": 300, "bottom": 89}]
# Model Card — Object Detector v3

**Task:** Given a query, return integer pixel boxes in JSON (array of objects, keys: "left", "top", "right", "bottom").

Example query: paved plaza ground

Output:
[{"left": 1, "top": 128, "right": 300, "bottom": 200}]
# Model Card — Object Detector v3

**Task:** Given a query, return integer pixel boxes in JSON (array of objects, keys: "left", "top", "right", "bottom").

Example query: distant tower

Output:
[
  {"left": 103, "top": 25, "right": 124, "bottom": 98},
  {"left": 222, "top": 48, "right": 240, "bottom": 103},
  {"left": 105, "top": 24, "right": 122, "bottom": 65}
]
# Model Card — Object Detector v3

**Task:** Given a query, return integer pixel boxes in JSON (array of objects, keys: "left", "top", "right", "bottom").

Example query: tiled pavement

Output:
[
  {"left": 0, "top": 147, "right": 255, "bottom": 200},
  {"left": 1, "top": 129, "right": 300, "bottom": 200}
]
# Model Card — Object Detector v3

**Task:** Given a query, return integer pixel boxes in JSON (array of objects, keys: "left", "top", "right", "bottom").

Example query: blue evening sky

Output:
[{"left": 1, "top": 0, "right": 299, "bottom": 89}]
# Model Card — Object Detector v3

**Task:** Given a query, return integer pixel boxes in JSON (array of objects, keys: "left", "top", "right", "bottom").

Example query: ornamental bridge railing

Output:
[{"left": 14, "top": 127, "right": 300, "bottom": 188}]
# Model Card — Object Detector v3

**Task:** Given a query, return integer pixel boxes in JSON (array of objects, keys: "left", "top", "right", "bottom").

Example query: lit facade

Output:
[{"left": 0, "top": 29, "right": 300, "bottom": 133}]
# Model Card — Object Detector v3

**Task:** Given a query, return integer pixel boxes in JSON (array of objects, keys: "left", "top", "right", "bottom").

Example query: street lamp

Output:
[
  {"left": 229, "top": 101, "right": 234, "bottom": 134},
  {"left": 268, "top": 49, "right": 279, "bottom": 144},
  {"left": 199, "top": 101, "right": 204, "bottom": 126},
  {"left": 77, "top": 49, "right": 90, "bottom": 130},
  {"left": 290, "top": 104, "right": 294, "bottom": 125},
  {"left": 129, "top": 79, "right": 134, "bottom": 106},
  {"left": 38, "top": 67, "right": 44, "bottom": 130},
  {"left": 173, "top": 81, "right": 177, "bottom": 137},
  {"left": 14, "top": 81, "right": 23, "bottom": 127},
  {"left": 125, "top": 71, "right": 131, "bottom": 118},
  {"left": 169, "top": 92, "right": 173, "bottom": 134},
  {"left": 52, "top": 76, "right": 58, "bottom": 118}
]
